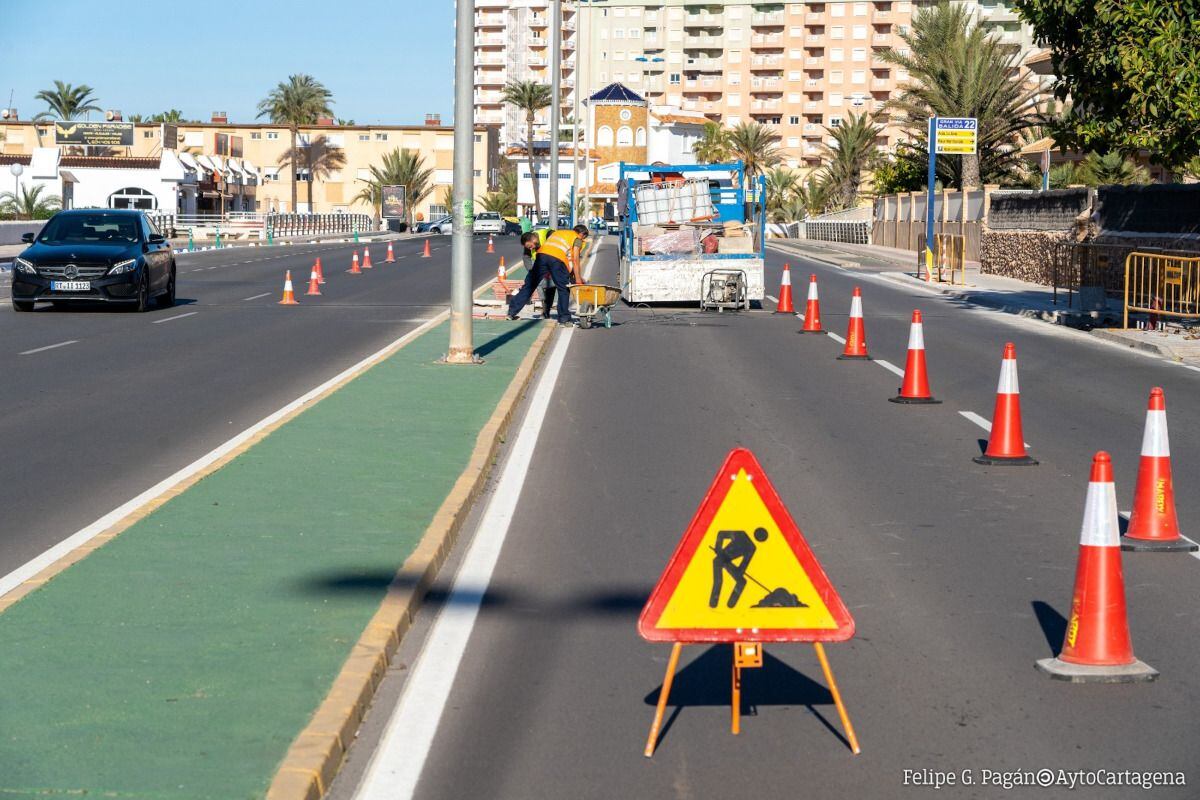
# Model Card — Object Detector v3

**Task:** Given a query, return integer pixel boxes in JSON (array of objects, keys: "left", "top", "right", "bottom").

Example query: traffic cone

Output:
[
  {"left": 889, "top": 310, "right": 940, "bottom": 404},
  {"left": 497, "top": 257, "right": 507, "bottom": 280},
  {"left": 385, "top": 241, "right": 395, "bottom": 263},
  {"left": 1122, "top": 388, "right": 1196, "bottom": 552},
  {"left": 798, "top": 274, "right": 825, "bottom": 333},
  {"left": 278, "top": 271, "right": 299, "bottom": 305},
  {"left": 1036, "top": 452, "right": 1158, "bottom": 682},
  {"left": 362, "top": 247, "right": 373, "bottom": 269},
  {"left": 974, "top": 343, "right": 1037, "bottom": 465},
  {"left": 305, "top": 267, "right": 321, "bottom": 296},
  {"left": 422, "top": 239, "right": 431, "bottom": 258},
  {"left": 314, "top": 257, "right": 325, "bottom": 285},
  {"left": 487, "top": 234, "right": 495, "bottom": 254},
  {"left": 347, "top": 251, "right": 362, "bottom": 274},
  {"left": 837, "top": 287, "right": 869, "bottom": 360},
  {"left": 775, "top": 264, "right": 795, "bottom": 314}
]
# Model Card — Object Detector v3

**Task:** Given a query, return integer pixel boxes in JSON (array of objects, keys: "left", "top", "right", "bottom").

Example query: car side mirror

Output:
[
  {"left": 21, "top": 232, "right": 35, "bottom": 243},
  {"left": 148, "top": 233, "right": 166, "bottom": 244}
]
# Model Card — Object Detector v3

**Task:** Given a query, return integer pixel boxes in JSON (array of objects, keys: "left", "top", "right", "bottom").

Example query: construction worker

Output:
[{"left": 508, "top": 224, "right": 590, "bottom": 325}]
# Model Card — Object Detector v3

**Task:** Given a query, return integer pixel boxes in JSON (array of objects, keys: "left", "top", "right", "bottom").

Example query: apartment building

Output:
[
  {"left": 474, "top": 0, "right": 578, "bottom": 147},
  {"left": 572, "top": 0, "right": 1039, "bottom": 169}
]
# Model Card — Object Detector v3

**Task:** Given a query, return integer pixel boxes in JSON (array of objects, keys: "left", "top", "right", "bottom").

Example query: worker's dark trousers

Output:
[{"left": 509, "top": 254, "right": 571, "bottom": 320}]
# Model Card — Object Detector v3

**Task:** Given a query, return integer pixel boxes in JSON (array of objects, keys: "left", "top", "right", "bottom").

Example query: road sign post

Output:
[
  {"left": 926, "top": 117, "right": 977, "bottom": 280},
  {"left": 925, "top": 116, "right": 937, "bottom": 281}
]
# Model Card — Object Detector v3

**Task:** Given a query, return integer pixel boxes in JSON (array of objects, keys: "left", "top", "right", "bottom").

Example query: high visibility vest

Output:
[{"left": 539, "top": 230, "right": 580, "bottom": 264}]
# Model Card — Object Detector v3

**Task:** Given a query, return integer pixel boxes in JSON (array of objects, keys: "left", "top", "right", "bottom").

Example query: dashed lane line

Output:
[
  {"left": 19, "top": 340, "right": 78, "bottom": 356},
  {"left": 874, "top": 358, "right": 905, "bottom": 377},
  {"left": 241, "top": 292, "right": 272, "bottom": 301},
  {"left": 958, "top": 410, "right": 992, "bottom": 432},
  {"left": 151, "top": 311, "right": 198, "bottom": 325},
  {"left": 827, "top": 332, "right": 846, "bottom": 345}
]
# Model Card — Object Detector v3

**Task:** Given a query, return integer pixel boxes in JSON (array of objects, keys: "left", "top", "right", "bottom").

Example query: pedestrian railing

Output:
[
  {"left": 1123, "top": 252, "right": 1200, "bottom": 329},
  {"left": 265, "top": 213, "right": 373, "bottom": 239}
]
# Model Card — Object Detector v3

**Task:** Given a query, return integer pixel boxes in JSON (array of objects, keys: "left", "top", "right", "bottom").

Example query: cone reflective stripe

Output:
[
  {"left": 385, "top": 242, "right": 395, "bottom": 262},
  {"left": 497, "top": 256, "right": 507, "bottom": 280},
  {"left": 1037, "top": 452, "right": 1158, "bottom": 682},
  {"left": 305, "top": 267, "right": 321, "bottom": 296},
  {"left": 774, "top": 264, "right": 795, "bottom": 314},
  {"left": 278, "top": 270, "right": 298, "bottom": 305},
  {"left": 889, "top": 310, "right": 940, "bottom": 404},
  {"left": 421, "top": 239, "right": 431, "bottom": 258},
  {"left": 837, "top": 286, "right": 869, "bottom": 359},
  {"left": 362, "top": 247, "right": 373, "bottom": 269},
  {"left": 314, "top": 257, "right": 325, "bottom": 285},
  {"left": 487, "top": 234, "right": 495, "bottom": 253},
  {"left": 347, "top": 251, "right": 362, "bottom": 274},
  {"left": 974, "top": 343, "right": 1037, "bottom": 465},
  {"left": 798, "top": 274, "right": 825, "bottom": 333},
  {"left": 1122, "top": 388, "right": 1196, "bottom": 552}
]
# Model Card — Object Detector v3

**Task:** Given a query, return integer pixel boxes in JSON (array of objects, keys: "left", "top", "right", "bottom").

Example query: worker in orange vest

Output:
[{"left": 508, "top": 224, "right": 590, "bottom": 325}]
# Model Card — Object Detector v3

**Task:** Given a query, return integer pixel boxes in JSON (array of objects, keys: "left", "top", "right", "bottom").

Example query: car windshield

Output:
[
  {"left": 39, "top": 213, "right": 140, "bottom": 245},
  {"left": 476, "top": 212, "right": 499, "bottom": 220}
]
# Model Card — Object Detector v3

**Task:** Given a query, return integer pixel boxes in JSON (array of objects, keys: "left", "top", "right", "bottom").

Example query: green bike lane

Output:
[{"left": 0, "top": 314, "right": 545, "bottom": 799}]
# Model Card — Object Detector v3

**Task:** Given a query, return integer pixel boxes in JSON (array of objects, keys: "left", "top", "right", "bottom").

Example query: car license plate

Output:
[{"left": 52, "top": 280, "right": 91, "bottom": 291}]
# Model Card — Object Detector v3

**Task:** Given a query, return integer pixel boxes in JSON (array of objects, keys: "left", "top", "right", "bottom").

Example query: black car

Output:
[{"left": 11, "top": 209, "right": 176, "bottom": 312}]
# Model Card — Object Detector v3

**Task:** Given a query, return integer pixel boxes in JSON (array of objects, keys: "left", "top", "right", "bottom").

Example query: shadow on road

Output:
[
  {"left": 476, "top": 319, "right": 540, "bottom": 357},
  {"left": 1032, "top": 600, "right": 1067, "bottom": 656}
]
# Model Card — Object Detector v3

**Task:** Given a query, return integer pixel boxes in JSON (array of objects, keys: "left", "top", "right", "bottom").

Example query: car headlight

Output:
[
  {"left": 14, "top": 257, "right": 36, "bottom": 274},
  {"left": 108, "top": 259, "right": 137, "bottom": 275}
]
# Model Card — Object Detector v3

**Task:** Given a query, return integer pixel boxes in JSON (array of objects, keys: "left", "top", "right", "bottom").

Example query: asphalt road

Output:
[
  {"left": 0, "top": 234, "right": 517, "bottom": 578},
  {"left": 335, "top": 243, "right": 1200, "bottom": 799}
]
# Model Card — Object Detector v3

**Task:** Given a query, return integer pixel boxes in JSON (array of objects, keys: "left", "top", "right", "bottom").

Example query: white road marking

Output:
[
  {"left": 151, "top": 311, "right": 198, "bottom": 325},
  {"left": 353, "top": 321, "right": 574, "bottom": 800},
  {"left": 959, "top": 410, "right": 992, "bottom": 432},
  {"left": 766, "top": 294, "right": 779, "bottom": 304},
  {"left": 874, "top": 358, "right": 905, "bottom": 377},
  {"left": 1187, "top": 366, "right": 1200, "bottom": 373},
  {"left": 827, "top": 332, "right": 846, "bottom": 345},
  {"left": 19, "top": 340, "right": 78, "bottom": 356},
  {"left": 241, "top": 292, "right": 271, "bottom": 301}
]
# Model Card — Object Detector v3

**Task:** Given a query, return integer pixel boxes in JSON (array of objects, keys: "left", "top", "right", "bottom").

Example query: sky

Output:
[{"left": 3, "top": 0, "right": 456, "bottom": 125}]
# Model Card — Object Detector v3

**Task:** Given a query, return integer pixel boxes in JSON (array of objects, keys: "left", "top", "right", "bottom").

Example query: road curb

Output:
[
  {"left": 768, "top": 241, "right": 862, "bottom": 269},
  {"left": 265, "top": 321, "right": 557, "bottom": 800},
  {"left": 1089, "top": 328, "right": 1192, "bottom": 360}
]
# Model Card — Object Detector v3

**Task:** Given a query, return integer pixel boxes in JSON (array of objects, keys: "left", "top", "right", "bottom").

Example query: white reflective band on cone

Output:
[
  {"left": 1079, "top": 481, "right": 1120, "bottom": 547},
  {"left": 907, "top": 322, "right": 925, "bottom": 350},
  {"left": 807, "top": 281, "right": 819, "bottom": 300},
  {"left": 996, "top": 358, "right": 1020, "bottom": 394},
  {"left": 781, "top": 269, "right": 791, "bottom": 286},
  {"left": 1140, "top": 410, "right": 1170, "bottom": 457},
  {"left": 850, "top": 296, "right": 862, "bottom": 318}
]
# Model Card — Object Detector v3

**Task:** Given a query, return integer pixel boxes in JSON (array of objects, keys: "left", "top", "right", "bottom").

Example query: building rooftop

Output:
[{"left": 589, "top": 83, "right": 645, "bottom": 105}]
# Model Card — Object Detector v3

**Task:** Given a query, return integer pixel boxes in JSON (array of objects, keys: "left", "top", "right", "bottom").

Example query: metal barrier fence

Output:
[
  {"left": 265, "top": 214, "right": 373, "bottom": 239},
  {"left": 1123, "top": 252, "right": 1200, "bottom": 329},
  {"left": 916, "top": 233, "right": 966, "bottom": 284},
  {"left": 803, "top": 219, "right": 871, "bottom": 245}
]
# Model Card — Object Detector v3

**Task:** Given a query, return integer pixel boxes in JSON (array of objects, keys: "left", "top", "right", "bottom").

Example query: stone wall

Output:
[{"left": 980, "top": 229, "right": 1073, "bottom": 284}]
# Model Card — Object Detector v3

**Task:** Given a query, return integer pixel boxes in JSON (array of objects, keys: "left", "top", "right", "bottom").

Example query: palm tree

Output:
[
  {"left": 797, "top": 173, "right": 836, "bottom": 217},
  {"left": 1078, "top": 152, "right": 1149, "bottom": 186},
  {"left": 820, "top": 112, "right": 882, "bottom": 210},
  {"left": 257, "top": 74, "right": 334, "bottom": 212},
  {"left": 501, "top": 80, "right": 553, "bottom": 219},
  {"left": 764, "top": 167, "right": 802, "bottom": 221},
  {"left": 880, "top": 2, "right": 1040, "bottom": 188},
  {"left": 33, "top": 81, "right": 101, "bottom": 121},
  {"left": 692, "top": 121, "right": 731, "bottom": 163},
  {"left": 478, "top": 169, "right": 518, "bottom": 216},
  {"left": 149, "top": 109, "right": 185, "bottom": 123},
  {"left": 725, "top": 121, "right": 783, "bottom": 180},
  {"left": 353, "top": 148, "right": 434, "bottom": 230},
  {"left": 440, "top": 185, "right": 455, "bottom": 215},
  {"left": 0, "top": 184, "right": 62, "bottom": 221},
  {"left": 278, "top": 135, "right": 347, "bottom": 212},
  {"left": 336, "top": 118, "right": 356, "bottom": 126}
]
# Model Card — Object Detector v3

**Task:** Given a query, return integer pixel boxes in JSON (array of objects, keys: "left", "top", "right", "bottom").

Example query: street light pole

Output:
[
  {"left": 446, "top": 0, "right": 478, "bottom": 364},
  {"left": 547, "top": 0, "right": 562, "bottom": 226}
]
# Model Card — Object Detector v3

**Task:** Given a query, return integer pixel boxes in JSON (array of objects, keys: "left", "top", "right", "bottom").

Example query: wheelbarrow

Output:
[{"left": 569, "top": 283, "right": 622, "bottom": 329}]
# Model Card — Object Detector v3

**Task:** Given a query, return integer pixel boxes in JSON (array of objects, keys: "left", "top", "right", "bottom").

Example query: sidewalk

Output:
[{"left": 0, "top": 314, "right": 549, "bottom": 799}]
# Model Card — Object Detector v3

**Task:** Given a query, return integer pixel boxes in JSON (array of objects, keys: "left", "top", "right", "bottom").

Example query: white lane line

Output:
[
  {"left": 1187, "top": 366, "right": 1200, "bottom": 373},
  {"left": 19, "top": 340, "right": 78, "bottom": 356},
  {"left": 959, "top": 410, "right": 992, "bottom": 432},
  {"left": 874, "top": 358, "right": 905, "bottom": 377},
  {"left": 827, "top": 332, "right": 846, "bottom": 345},
  {"left": 151, "top": 311, "right": 198, "bottom": 325},
  {"left": 766, "top": 294, "right": 779, "bottom": 304},
  {"left": 354, "top": 326, "right": 574, "bottom": 800},
  {"left": 241, "top": 292, "right": 271, "bottom": 301}
]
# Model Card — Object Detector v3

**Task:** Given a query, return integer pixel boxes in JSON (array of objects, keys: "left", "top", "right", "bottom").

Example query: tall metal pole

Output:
[
  {"left": 581, "top": 0, "right": 591, "bottom": 225},
  {"left": 571, "top": 1, "right": 582, "bottom": 228},
  {"left": 547, "top": 0, "right": 563, "bottom": 226},
  {"left": 924, "top": 115, "right": 937, "bottom": 281},
  {"left": 446, "top": 0, "right": 478, "bottom": 364}
]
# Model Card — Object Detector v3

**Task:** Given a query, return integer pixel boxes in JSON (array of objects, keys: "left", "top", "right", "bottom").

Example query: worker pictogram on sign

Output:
[{"left": 639, "top": 448, "right": 854, "bottom": 642}]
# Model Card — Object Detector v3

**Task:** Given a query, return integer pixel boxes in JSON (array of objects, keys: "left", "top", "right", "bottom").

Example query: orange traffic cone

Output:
[
  {"left": 775, "top": 264, "right": 795, "bottom": 314},
  {"left": 889, "top": 310, "right": 940, "bottom": 404},
  {"left": 837, "top": 287, "right": 869, "bottom": 360},
  {"left": 278, "top": 271, "right": 299, "bottom": 305},
  {"left": 798, "top": 274, "right": 825, "bottom": 333},
  {"left": 974, "top": 343, "right": 1037, "bottom": 465},
  {"left": 422, "top": 239, "right": 431, "bottom": 258},
  {"left": 314, "top": 257, "right": 325, "bottom": 285},
  {"left": 1122, "top": 388, "right": 1196, "bottom": 552},
  {"left": 347, "top": 252, "right": 362, "bottom": 275},
  {"left": 497, "top": 257, "right": 507, "bottom": 280},
  {"left": 305, "top": 267, "right": 321, "bottom": 296},
  {"left": 1036, "top": 452, "right": 1158, "bottom": 682},
  {"left": 385, "top": 241, "right": 395, "bottom": 263},
  {"left": 487, "top": 234, "right": 495, "bottom": 254},
  {"left": 362, "top": 247, "right": 373, "bottom": 269}
]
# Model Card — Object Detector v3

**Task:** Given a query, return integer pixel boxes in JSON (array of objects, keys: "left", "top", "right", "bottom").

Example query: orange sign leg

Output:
[
  {"left": 813, "top": 642, "right": 861, "bottom": 755},
  {"left": 643, "top": 642, "right": 684, "bottom": 758},
  {"left": 731, "top": 661, "right": 742, "bottom": 735}
]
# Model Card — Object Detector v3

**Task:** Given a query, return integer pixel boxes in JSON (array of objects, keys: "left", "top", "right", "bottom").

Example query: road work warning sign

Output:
[{"left": 639, "top": 448, "right": 854, "bottom": 643}]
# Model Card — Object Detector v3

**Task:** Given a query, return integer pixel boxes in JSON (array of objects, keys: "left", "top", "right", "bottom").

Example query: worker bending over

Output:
[{"left": 508, "top": 224, "right": 590, "bottom": 325}]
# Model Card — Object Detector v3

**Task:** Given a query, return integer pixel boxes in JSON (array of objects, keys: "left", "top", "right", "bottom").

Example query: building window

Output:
[
  {"left": 474, "top": 169, "right": 482, "bottom": 177},
  {"left": 831, "top": 3, "right": 845, "bottom": 16},
  {"left": 789, "top": 115, "right": 800, "bottom": 125},
  {"left": 831, "top": 70, "right": 844, "bottom": 82},
  {"left": 142, "top": 130, "right": 155, "bottom": 139},
  {"left": 630, "top": 28, "right": 640, "bottom": 38},
  {"left": 830, "top": 93, "right": 844, "bottom": 106},
  {"left": 669, "top": 73, "right": 681, "bottom": 84},
  {"left": 617, "top": 126, "right": 633, "bottom": 146},
  {"left": 831, "top": 26, "right": 844, "bottom": 39},
  {"left": 108, "top": 187, "right": 157, "bottom": 210},
  {"left": 852, "top": 70, "right": 866, "bottom": 84},
  {"left": 729, "top": 49, "right": 742, "bottom": 63},
  {"left": 787, "top": 137, "right": 801, "bottom": 147},
  {"left": 429, "top": 204, "right": 448, "bottom": 218},
  {"left": 831, "top": 48, "right": 844, "bottom": 61},
  {"left": 854, "top": 2, "right": 868, "bottom": 14},
  {"left": 597, "top": 125, "right": 614, "bottom": 146},
  {"left": 614, "top": 28, "right": 624, "bottom": 38},
  {"left": 474, "top": 134, "right": 482, "bottom": 142},
  {"left": 635, "top": 126, "right": 646, "bottom": 146},
  {"left": 853, "top": 25, "right": 867, "bottom": 39},
  {"left": 359, "top": 134, "right": 370, "bottom": 141},
  {"left": 266, "top": 131, "right": 279, "bottom": 140},
  {"left": 830, "top": 116, "right": 843, "bottom": 127},
  {"left": 248, "top": 132, "right": 261, "bottom": 140},
  {"left": 852, "top": 47, "right": 866, "bottom": 61}
]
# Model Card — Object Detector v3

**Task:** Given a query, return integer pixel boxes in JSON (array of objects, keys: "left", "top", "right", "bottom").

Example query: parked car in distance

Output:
[
  {"left": 502, "top": 216, "right": 523, "bottom": 236},
  {"left": 472, "top": 211, "right": 504, "bottom": 236},
  {"left": 11, "top": 208, "right": 176, "bottom": 312},
  {"left": 428, "top": 216, "right": 453, "bottom": 235}
]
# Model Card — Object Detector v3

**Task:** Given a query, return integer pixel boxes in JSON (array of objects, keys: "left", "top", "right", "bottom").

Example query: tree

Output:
[
  {"left": 501, "top": 80, "right": 553, "bottom": 218},
  {"left": 478, "top": 168, "right": 518, "bottom": 216},
  {"left": 336, "top": 118, "right": 356, "bottom": 126},
  {"left": 353, "top": 148, "right": 434, "bottom": 230},
  {"left": 33, "top": 81, "right": 101, "bottom": 121},
  {"left": 1014, "top": 0, "right": 1200, "bottom": 170},
  {"left": 692, "top": 121, "right": 730, "bottom": 163},
  {"left": 440, "top": 185, "right": 454, "bottom": 214},
  {"left": 881, "top": 2, "right": 1040, "bottom": 188},
  {"left": 820, "top": 112, "right": 882, "bottom": 209},
  {"left": 257, "top": 74, "right": 334, "bottom": 212},
  {"left": 869, "top": 145, "right": 929, "bottom": 195},
  {"left": 764, "top": 167, "right": 801, "bottom": 221},
  {"left": 277, "top": 135, "right": 347, "bottom": 211},
  {"left": 796, "top": 173, "right": 836, "bottom": 217},
  {"left": 1078, "top": 151, "right": 1150, "bottom": 186},
  {"left": 149, "top": 109, "right": 185, "bottom": 123},
  {"left": 0, "top": 184, "right": 61, "bottom": 221},
  {"left": 725, "top": 121, "right": 783, "bottom": 180}
]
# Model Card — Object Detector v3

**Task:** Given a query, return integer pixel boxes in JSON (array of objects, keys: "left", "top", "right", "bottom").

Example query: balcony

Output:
[
  {"left": 474, "top": 13, "right": 504, "bottom": 28},
  {"left": 805, "top": 78, "right": 822, "bottom": 87},
  {"left": 474, "top": 71, "right": 506, "bottom": 86},
  {"left": 805, "top": 56, "right": 824, "bottom": 66},
  {"left": 683, "top": 11, "right": 724, "bottom": 26},
  {"left": 872, "top": 33, "right": 892, "bottom": 45},
  {"left": 474, "top": 35, "right": 505, "bottom": 47},
  {"left": 476, "top": 53, "right": 506, "bottom": 65},
  {"left": 751, "top": 12, "right": 786, "bottom": 26},
  {"left": 804, "top": 101, "right": 821, "bottom": 112},
  {"left": 750, "top": 55, "right": 784, "bottom": 68},
  {"left": 684, "top": 33, "right": 724, "bottom": 47},
  {"left": 871, "top": 77, "right": 891, "bottom": 89},
  {"left": 750, "top": 101, "right": 782, "bottom": 111},
  {"left": 751, "top": 34, "right": 783, "bottom": 45},
  {"left": 684, "top": 76, "right": 721, "bottom": 89},
  {"left": 473, "top": 92, "right": 503, "bottom": 105},
  {"left": 750, "top": 77, "right": 783, "bottom": 90},
  {"left": 529, "top": 36, "right": 547, "bottom": 48},
  {"left": 685, "top": 57, "right": 723, "bottom": 71},
  {"left": 803, "top": 123, "right": 822, "bottom": 132}
]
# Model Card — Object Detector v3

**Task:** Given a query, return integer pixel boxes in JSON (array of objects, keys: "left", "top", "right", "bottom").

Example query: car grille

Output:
[{"left": 37, "top": 263, "right": 112, "bottom": 279}]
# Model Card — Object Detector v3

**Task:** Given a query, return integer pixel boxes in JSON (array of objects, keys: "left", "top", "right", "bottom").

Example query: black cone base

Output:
[
  {"left": 798, "top": 329, "right": 828, "bottom": 335},
  {"left": 889, "top": 395, "right": 941, "bottom": 404},
  {"left": 1120, "top": 535, "right": 1199, "bottom": 553},
  {"left": 837, "top": 354, "right": 871, "bottom": 360},
  {"left": 973, "top": 454, "right": 1039, "bottom": 466}
]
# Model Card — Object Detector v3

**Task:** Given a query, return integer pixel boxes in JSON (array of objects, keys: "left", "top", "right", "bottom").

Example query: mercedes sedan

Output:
[{"left": 11, "top": 209, "right": 176, "bottom": 312}]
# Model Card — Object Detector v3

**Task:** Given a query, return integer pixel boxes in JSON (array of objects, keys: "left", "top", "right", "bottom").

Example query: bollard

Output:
[
  {"left": 188, "top": 228, "right": 194, "bottom": 252},
  {"left": 215, "top": 226, "right": 222, "bottom": 249}
]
